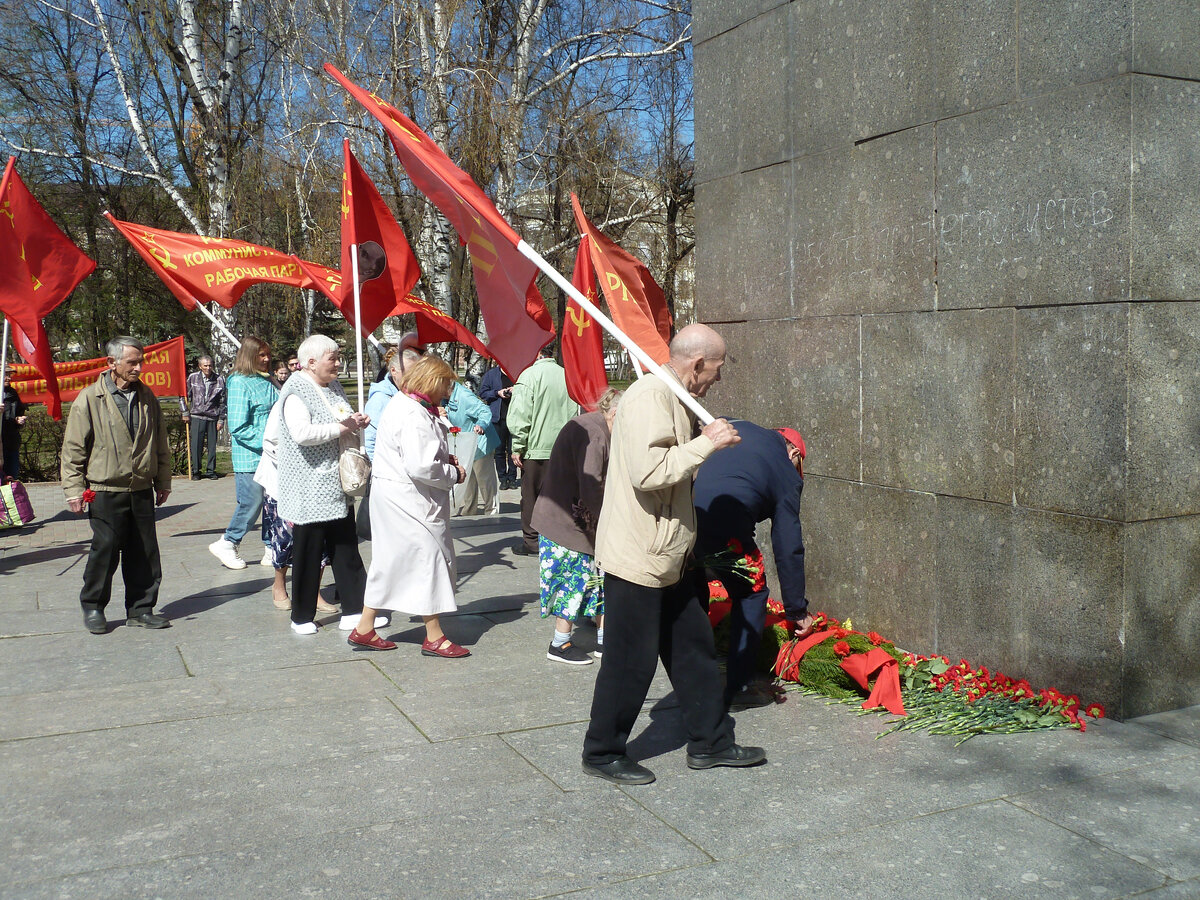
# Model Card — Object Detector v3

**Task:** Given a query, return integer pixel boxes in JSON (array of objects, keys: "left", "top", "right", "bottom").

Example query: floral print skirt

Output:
[
  {"left": 262, "top": 493, "right": 328, "bottom": 570},
  {"left": 538, "top": 535, "right": 603, "bottom": 620}
]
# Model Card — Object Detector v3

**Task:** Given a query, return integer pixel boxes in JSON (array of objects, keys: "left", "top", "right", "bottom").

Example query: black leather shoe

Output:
[
  {"left": 512, "top": 543, "right": 537, "bottom": 557},
  {"left": 686, "top": 744, "right": 767, "bottom": 770},
  {"left": 83, "top": 610, "right": 107, "bottom": 635},
  {"left": 582, "top": 757, "right": 656, "bottom": 785},
  {"left": 126, "top": 612, "right": 171, "bottom": 629}
]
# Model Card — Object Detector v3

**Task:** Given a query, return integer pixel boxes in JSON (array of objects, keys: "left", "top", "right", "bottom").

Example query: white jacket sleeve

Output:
[{"left": 282, "top": 394, "right": 342, "bottom": 446}]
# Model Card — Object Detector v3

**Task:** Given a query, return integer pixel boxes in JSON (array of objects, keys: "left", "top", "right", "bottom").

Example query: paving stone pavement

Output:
[{"left": 2, "top": 478, "right": 1199, "bottom": 899}]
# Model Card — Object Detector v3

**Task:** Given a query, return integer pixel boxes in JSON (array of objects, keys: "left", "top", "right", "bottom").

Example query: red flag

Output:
[
  {"left": 294, "top": 247, "right": 494, "bottom": 362},
  {"left": 106, "top": 213, "right": 323, "bottom": 310},
  {"left": 8, "top": 335, "right": 187, "bottom": 405},
  {"left": 570, "top": 193, "right": 671, "bottom": 367},
  {"left": 563, "top": 235, "right": 608, "bottom": 410},
  {"left": 325, "top": 65, "right": 553, "bottom": 378},
  {"left": 337, "top": 140, "right": 422, "bottom": 334},
  {"left": 0, "top": 158, "right": 96, "bottom": 419}
]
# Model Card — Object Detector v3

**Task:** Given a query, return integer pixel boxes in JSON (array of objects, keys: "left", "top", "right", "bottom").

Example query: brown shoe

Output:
[
  {"left": 272, "top": 592, "right": 291, "bottom": 610},
  {"left": 315, "top": 597, "right": 339, "bottom": 613}
]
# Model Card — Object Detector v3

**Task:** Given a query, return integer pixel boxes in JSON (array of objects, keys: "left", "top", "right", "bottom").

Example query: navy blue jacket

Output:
[
  {"left": 478, "top": 365, "right": 513, "bottom": 425},
  {"left": 694, "top": 420, "right": 807, "bottom": 617}
]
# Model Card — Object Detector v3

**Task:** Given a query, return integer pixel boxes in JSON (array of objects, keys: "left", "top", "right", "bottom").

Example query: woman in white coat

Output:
[{"left": 357, "top": 355, "right": 471, "bottom": 657}]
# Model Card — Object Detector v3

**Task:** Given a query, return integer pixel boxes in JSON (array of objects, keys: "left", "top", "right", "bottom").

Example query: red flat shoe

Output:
[
  {"left": 421, "top": 636, "right": 470, "bottom": 658},
  {"left": 347, "top": 629, "right": 396, "bottom": 651}
]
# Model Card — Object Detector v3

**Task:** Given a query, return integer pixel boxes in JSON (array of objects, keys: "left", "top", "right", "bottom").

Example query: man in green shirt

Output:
[{"left": 507, "top": 345, "right": 578, "bottom": 555}]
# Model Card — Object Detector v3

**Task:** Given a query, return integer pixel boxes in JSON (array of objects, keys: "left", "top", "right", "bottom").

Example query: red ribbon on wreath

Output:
[{"left": 839, "top": 648, "right": 906, "bottom": 716}]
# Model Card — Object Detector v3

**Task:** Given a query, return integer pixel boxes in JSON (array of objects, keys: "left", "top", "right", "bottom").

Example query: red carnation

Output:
[
  {"left": 867, "top": 631, "right": 884, "bottom": 645},
  {"left": 832, "top": 627, "right": 850, "bottom": 639},
  {"left": 1084, "top": 703, "right": 1105, "bottom": 719},
  {"left": 82, "top": 489, "right": 96, "bottom": 504},
  {"left": 833, "top": 640, "right": 851, "bottom": 657},
  {"left": 449, "top": 426, "right": 461, "bottom": 434}
]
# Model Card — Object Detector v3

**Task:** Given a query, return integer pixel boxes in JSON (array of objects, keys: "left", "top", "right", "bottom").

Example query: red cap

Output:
[{"left": 776, "top": 427, "right": 806, "bottom": 459}]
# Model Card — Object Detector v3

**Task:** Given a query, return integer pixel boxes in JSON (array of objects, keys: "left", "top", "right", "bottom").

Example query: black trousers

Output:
[
  {"left": 493, "top": 420, "right": 517, "bottom": 481},
  {"left": 519, "top": 457, "right": 548, "bottom": 551},
  {"left": 189, "top": 416, "right": 218, "bottom": 476},
  {"left": 711, "top": 567, "right": 771, "bottom": 705},
  {"left": 80, "top": 489, "right": 162, "bottom": 616},
  {"left": 290, "top": 511, "right": 366, "bottom": 625},
  {"left": 583, "top": 570, "right": 736, "bottom": 765}
]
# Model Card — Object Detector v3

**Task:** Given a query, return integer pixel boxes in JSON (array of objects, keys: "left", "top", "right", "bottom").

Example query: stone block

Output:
[
  {"left": 862, "top": 309, "right": 1015, "bottom": 501},
  {"left": 851, "top": 0, "right": 938, "bottom": 140},
  {"left": 799, "top": 475, "right": 864, "bottom": 617},
  {"left": 936, "top": 500, "right": 1124, "bottom": 713},
  {"left": 692, "top": 37, "right": 738, "bottom": 184},
  {"left": 693, "top": 6, "right": 790, "bottom": 183},
  {"left": 1134, "top": 1, "right": 1200, "bottom": 80},
  {"left": 1124, "top": 517, "right": 1200, "bottom": 716},
  {"left": 1018, "top": 0, "right": 1131, "bottom": 96},
  {"left": 692, "top": 0, "right": 788, "bottom": 45},
  {"left": 935, "top": 497, "right": 1024, "bottom": 676},
  {"left": 932, "top": 0, "right": 1018, "bottom": 117},
  {"left": 792, "top": 127, "right": 936, "bottom": 317},
  {"left": 1128, "top": 303, "right": 1200, "bottom": 520},
  {"left": 694, "top": 165, "right": 792, "bottom": 321},
  {"left": 831, "top": 484, "right": 937, "bottom": 651},
  {"left": 1133, "top": 76, "right": 1200, "bottom": 304},
  {"left": 1015, "top": 304, "right": 1129, "bottom": 520},
  {"left": 935, "top": 78, "right": 1131, "bottom": 310},
  {"left": 705, "top": 317, "right": 861, "bottom": 482},
  {"left": 1013, "top": 508, "right": 1124, "bottom": 712},
  {"left": 788, "top": 0, "right": 856, "bottom": 158}
]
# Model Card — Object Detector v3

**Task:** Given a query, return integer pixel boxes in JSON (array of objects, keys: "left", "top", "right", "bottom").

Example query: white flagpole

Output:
[
  {"left": 190, "top": 300, "right": 240, "bottom": 351},
  {"left": 350, "top": 243, "right": 365, "bottom": 411},
  {"left": 516, "top": 240, "right": 714, "bottom": 425},
  {"left": 0, "top": 318, "right": 9, "bottom": 400},
  {"left": 627, "top": 348, "right": 645, "bottom": 379}
]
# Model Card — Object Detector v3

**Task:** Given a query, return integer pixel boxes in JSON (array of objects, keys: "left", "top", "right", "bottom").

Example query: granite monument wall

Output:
[{"left": 693, "top": 0, "right": 1200, "bottom": 718}]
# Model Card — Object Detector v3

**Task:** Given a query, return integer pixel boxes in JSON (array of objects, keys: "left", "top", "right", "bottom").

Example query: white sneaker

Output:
[
  {"left": 259, "top": 548, "right": 273, "bottom": 567},
  {"left": 290, "top": 621, "right": 318, "bottom": 636},
  {"left": 593, "top": 646, "right": 603, "bottom": 659},
  {"left": 208, "top": 538, "right": 246, "bottom": 570},
  {"left": 339, "top": 614, "right": 390, "bottom": 631}
]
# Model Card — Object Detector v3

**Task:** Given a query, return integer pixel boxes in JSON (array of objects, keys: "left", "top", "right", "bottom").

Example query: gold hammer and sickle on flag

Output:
[
  {"left": 341, "top": 171, "right": 351, "bottom": 217},
  {"left": 566, "top": 305, "right": 591, "bottom": 337},
  {"left": 140, "top": 232, "right": 178, "bottom": 270},
  {"left": 1, "top": 200, "right": 14, "bottom": 226}
]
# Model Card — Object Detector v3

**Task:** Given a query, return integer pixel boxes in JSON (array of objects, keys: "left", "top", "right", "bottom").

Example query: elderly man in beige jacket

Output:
[
  {"left": 581, "top": 324, "right": 765, "bottom": 785},
  {"left": 62, "top": 336, "right": 173, "bottom": 635}
]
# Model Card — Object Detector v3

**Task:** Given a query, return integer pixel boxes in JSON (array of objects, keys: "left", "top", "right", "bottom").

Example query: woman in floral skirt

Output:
[{"left": 530, "top": 388, "right": 622, "bottom": 665}]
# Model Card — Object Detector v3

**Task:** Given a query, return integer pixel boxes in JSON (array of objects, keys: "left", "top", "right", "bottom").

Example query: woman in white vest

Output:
[
  {"left": 275, "top": 334, "right": 386, "bottom": 642},
  {"left": 357, "top": 355, "right": 470, "bottom": 657}
]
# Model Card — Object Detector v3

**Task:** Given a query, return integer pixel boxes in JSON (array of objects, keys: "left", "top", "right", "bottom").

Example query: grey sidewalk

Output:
[{"left": 2, "top": 478, "right": 1198, "bottom": 899}]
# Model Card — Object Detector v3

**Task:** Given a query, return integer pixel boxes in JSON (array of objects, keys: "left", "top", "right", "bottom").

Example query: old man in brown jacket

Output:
[
  {"left": 62, "top": 336, "right": 173, "bottom": 635},
  {"left": 581, "top": 324, "right": 765, "bottom": 785}
]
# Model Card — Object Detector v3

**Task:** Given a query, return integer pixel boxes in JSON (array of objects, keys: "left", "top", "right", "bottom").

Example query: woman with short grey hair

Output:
[{"left": 275, "top": 335, "right": 385, "bottom": 640}]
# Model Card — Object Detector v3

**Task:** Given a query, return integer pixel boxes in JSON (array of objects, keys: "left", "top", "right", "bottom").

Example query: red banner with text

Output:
[{"left": 7, "top": 336, "right": 187, "bottom": 405}]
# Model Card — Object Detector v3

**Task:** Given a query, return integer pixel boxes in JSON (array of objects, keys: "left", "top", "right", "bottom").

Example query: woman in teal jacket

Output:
[{"left": 446, "top": 380, "right": 499, "bottom": 515}]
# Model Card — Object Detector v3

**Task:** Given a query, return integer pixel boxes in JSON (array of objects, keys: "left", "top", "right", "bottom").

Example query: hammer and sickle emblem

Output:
[
  {"left": 341, "top": 171, "right": 351, "bottom": 217},
  {"left": 140, "top": 232, "right": 178, "bottom": 270},
  {"left": 566, "top": 305, "right": 591, "bottom": 338},
  {"left": 0, "top": 200, "right": 14, "bottom": 226}
]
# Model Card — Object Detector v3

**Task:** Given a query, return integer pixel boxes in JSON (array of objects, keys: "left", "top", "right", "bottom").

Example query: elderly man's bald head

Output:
[
  {"left": 669, "top": 324, "right": 725, "bottom": 365},
  {"left": 667, "top": 324, "right": 727, "bottom": 398}
]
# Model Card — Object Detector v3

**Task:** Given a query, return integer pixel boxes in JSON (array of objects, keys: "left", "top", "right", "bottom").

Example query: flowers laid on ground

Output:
[{"left": 706, "top": 593, "right": 1104, "bottom": 743}]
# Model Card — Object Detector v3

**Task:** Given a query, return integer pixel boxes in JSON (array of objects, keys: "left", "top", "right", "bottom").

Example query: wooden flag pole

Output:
[{"left": 516, "top": 241, "right": 714, "bottom": 425}]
